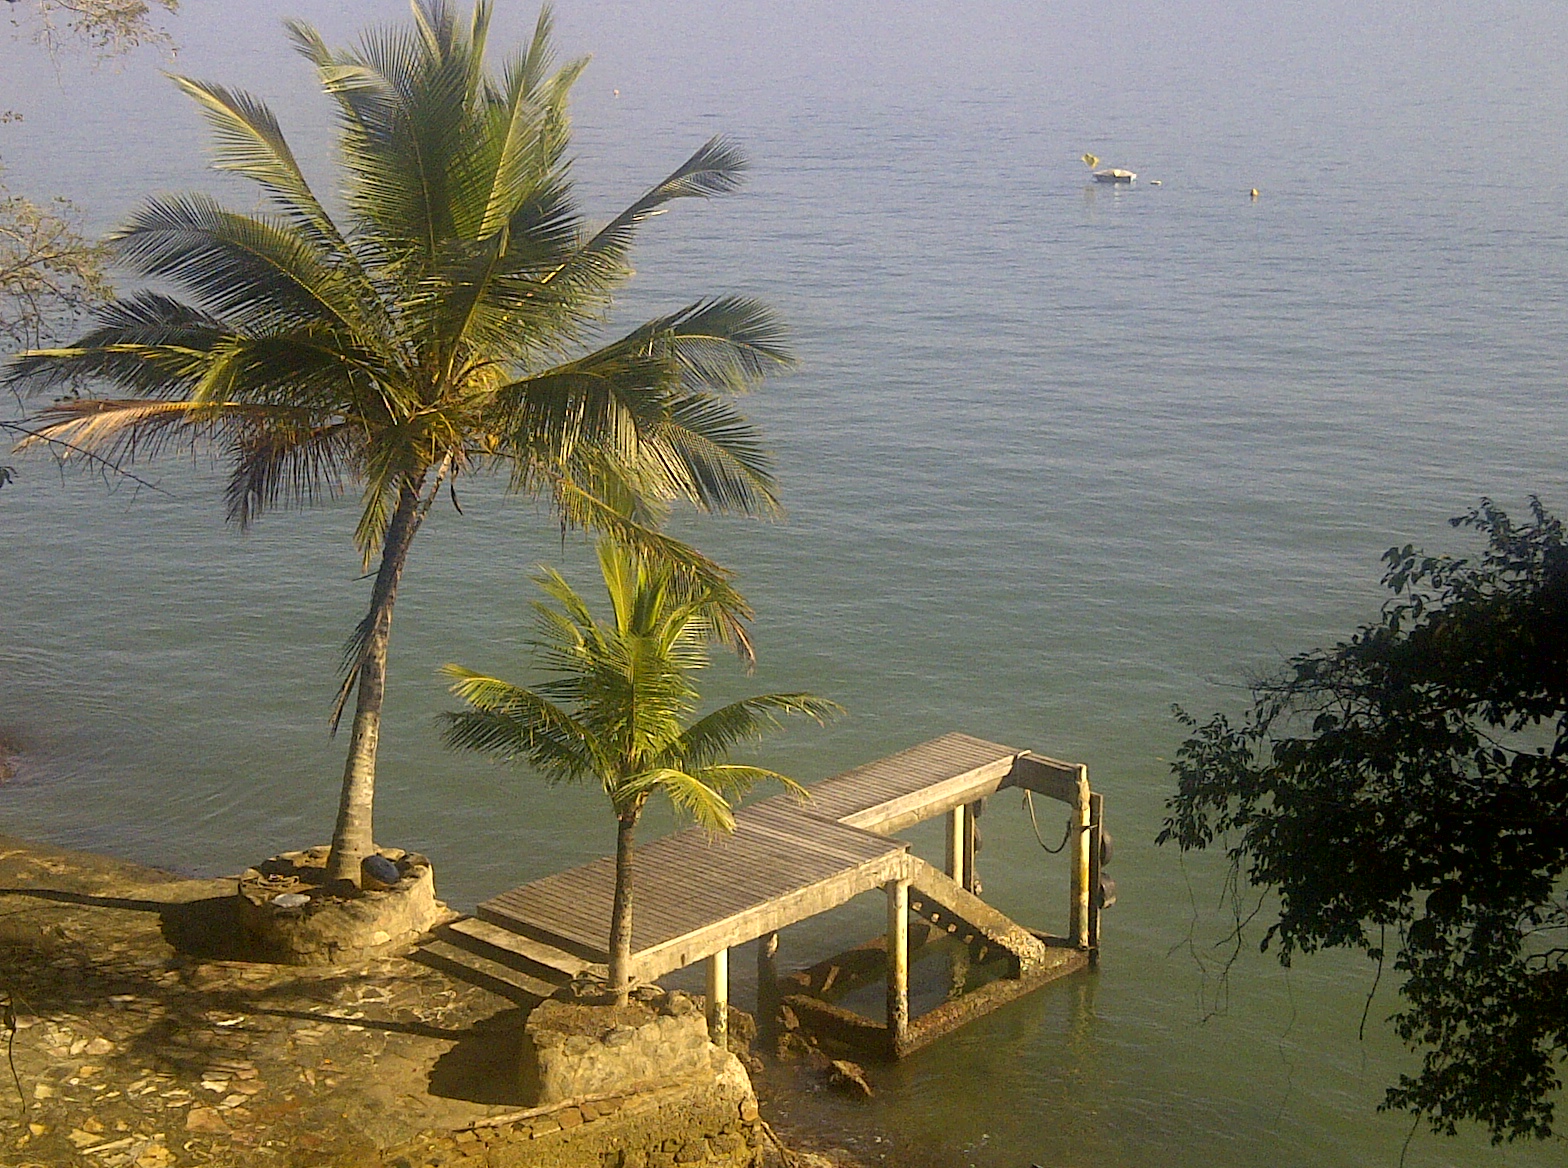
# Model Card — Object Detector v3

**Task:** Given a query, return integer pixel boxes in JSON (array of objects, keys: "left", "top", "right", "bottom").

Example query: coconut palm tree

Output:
[
  {"left": 4, "top": 1, "right": 793, "bottom": 886},
  {"left": 441, "top": 539, "right": 840, "bottom": 1003}
]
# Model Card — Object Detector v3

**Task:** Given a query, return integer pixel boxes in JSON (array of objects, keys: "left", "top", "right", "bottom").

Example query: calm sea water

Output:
[{"left": 4, "top": 2, "right": 1568, "bottom": 1164}]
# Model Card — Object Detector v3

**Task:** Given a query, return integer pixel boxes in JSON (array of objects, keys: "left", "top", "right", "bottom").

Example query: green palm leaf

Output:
[
  {"left": 439, "top": 665, "right": 601, "bottom": 779},
  {"left": 678, "top": 695, "right": 843, "bottom": 768},
  {"left": 541, "top": 137, "right": 749, "bottom": 298},
  {"left": 693, "top": 764, "right": 810, "bottom": 803},
  {"left": 620, "top": 768, "right": 735, "bottom": 832},
  {"left": 168, "top": 77, "right": 361, "bottom": 265},
  {"left": 112, "top": 195, "right": 371, "bottom": 338},
  {"left": 441, "top": 538, "right": 838, "bottom": 996}
]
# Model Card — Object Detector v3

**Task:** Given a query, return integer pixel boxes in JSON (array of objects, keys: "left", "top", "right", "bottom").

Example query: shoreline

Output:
[{"left": 0, "top": 833, "right": 873, "bottom": 1168}]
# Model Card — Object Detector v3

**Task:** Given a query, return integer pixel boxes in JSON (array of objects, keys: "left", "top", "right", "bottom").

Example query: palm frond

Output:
[
  {"left": 540, "top": 137, "right": 749, "bottom": 297},
  {"left": 168, "top": 76, "right": 358, "bottom": 262},
  {"left": 492, "top": 9, "right": 585, "bottom": 204},
  {"left": 488, "top": 303, "right": 788, "bottom": 518},
  {"left": 287, "top": 20, "right": 398, "bottom": 141},
  {"left": 466, "top": 0, "right": 493, "bottom": 86},
  {"left": 542, "top": 480, "right": 756, "bottom": 660},
  {"left": 693, "top": 763, "right": 810, "bottom": 802},
  {"left": 14, "top": 397, "right": 309, "bottom": 469},
  {"left": 530, "top": 564, "right": 600, "bottom": 640},
  {"left": 516, "top": 4, "right": 557, "bottom": 96},
  {"left": 411, "top": 0, "right": 457, "bottom": 58},
  {"left": 329, "top": 16, "right": 479, "bottom": 268},
  {"left": 677, "top": 694, "right": 842, "bottom": 769},
  {"left": 634, "top": 297, "right": 796, "bottom": 392},
  {"left": 490, "top": 361, "right": 646, "bottom": 473},
  {"left": 224, "top": 418, "right": 359, "bottom": 527},
  {"left": 644, "top": 397, "right": 779, "bottom": 517},
  {"left": 411, "top": 231, "right": 512, "bottom": 377},
  {"left": 3, "top": 293, "right": 228, "bottom": 396},
  {"left": 473, "top": 22, "right": 579, "bottom": 239},
  {"left": 439, "top": 663, "right": 600, "bottom": 780},
  {"left": 495, "top": 178, "right": 582, "bottom": 273},
  {"left": 619, "top": 767, "right": 735, "bottom": 833},
  {"left": 111, "top": 196, "right": 374, "bottom": 340}
]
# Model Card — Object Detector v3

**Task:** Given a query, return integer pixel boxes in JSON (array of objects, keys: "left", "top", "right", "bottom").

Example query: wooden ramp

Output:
[{"left": 425, "top": 733, "right": 1105, "bottom": 1057}]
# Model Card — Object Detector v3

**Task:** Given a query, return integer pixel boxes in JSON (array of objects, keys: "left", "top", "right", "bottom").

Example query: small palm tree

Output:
[
  {"left": 441, "top": 540, "right": 840, "bottom": 1004},
  {"left": 6, "top": 1, "right": 791, "bottom": 886}
]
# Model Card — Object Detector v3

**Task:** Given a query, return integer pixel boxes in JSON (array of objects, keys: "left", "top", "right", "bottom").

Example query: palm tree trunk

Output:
[
  {"left": 608, "top": 810, "right": 638, "bottom": 1005},
  {"left": 324, "top": 481, "right": 427, "bottom": 886}
]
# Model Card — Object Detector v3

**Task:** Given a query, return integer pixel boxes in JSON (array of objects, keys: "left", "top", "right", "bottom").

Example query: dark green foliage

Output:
[{"left": 1160, "top": 499, "right": 1568, "bottom": 1142}]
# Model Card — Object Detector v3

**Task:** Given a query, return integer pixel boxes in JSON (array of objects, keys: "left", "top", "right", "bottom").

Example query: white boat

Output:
[{"left": 1093, "top": 168, "right": 1136, "bottom": 184}]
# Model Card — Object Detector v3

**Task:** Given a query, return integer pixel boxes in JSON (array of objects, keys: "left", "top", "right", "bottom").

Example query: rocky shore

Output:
[{"left": 0, "top": 835, "right": 870, "bottom": 1168}]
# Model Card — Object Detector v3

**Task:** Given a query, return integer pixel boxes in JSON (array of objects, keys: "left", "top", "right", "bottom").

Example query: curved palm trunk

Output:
[
  {"left": 608, "top": 810, "right": 638, "bottom": 1005},
  {"left": 324, "top": 480, "right": 427, "bottom": 886}
]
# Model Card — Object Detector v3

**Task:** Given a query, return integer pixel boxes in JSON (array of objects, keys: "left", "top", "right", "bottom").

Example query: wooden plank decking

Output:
[
  {"left": 478, "top": 732, "right": 1023, "bottom": 982},
  {"left": 481, "top": 813, "right": 908, "bottom": 980},
  {"left": 751, "top": 731, "right": 1020, "bottom": 834}
]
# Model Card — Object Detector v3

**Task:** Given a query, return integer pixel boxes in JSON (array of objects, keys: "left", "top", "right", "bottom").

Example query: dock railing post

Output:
[
  {"left": 1069, "top": 765, "right": 1092, "bottom": 949},
  {"left": 886, "top": 877, "right": 910, "bottom": 1056},
  {"left": 757, "top": 931, "right": 780, "bottom": 1046},
  {"left": 945, "top": 806, "right": 965, "bottom": 886},
  {"left": 706, "top": 948, "right": 729, "bottom": 1049}
]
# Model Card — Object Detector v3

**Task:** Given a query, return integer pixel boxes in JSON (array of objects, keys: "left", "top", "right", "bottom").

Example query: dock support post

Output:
[
  {"left": 886, "top": 878, "right": 910, "bottom": 1056},
  {"left": 945, "top": 806, "right": 966, "bottom": 886},
  {"left": 757, "top": 931, "right": 780, "bottom": 1045},
  {"left": 1088, "top": 792, "right": 1105, "bottom": 962},
  {"left": 1069, "top": 765, "right": 1092, "bottom": 949},
  {"left": 706, "top": 948, "right": 729, "bottom": 1049},
  {"left": 962, "top": 801, "right": 980, "bottom": 893}
]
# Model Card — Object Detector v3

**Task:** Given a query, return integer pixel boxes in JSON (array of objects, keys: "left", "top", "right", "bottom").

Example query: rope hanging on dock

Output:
[{"left": 1023, "top": 790, "right": 1071, "bottom": 854}]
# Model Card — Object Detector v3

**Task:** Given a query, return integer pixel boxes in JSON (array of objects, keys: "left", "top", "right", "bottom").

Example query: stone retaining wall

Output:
[{"left": 445, "top": 1051, "right": 763, "bottom": 1168}]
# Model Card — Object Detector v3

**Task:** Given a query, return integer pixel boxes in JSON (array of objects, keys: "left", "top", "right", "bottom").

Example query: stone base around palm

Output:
[
  {"left": 522, "top": 989, "right": 715, "bottom": 1105},
  {"left": 236, "top": 845, "right": 452, "bottom": 965}
]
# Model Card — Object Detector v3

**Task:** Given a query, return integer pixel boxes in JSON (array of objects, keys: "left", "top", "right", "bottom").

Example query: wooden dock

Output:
[{"left": 420, "top": 732, "right": 1105, "bottom": 1058}]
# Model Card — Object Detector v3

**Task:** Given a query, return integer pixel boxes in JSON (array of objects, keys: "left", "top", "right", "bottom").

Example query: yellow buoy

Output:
[{"left": 1250, "top": 188, "right": 1260, "bottom": 199}]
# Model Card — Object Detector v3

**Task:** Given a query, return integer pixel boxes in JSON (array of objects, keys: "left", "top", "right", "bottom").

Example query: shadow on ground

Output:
[
  {"left": 0, "top": 840, "right": 533, "bottom": 1164},
  {"left": 427, "top": 1006, "right": 531, "bottom": 1105}
]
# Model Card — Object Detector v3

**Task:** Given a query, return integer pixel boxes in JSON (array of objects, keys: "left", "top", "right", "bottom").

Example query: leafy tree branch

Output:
[
  {"left": 1161, "top": 499, "right": 1568, "bottom": 1143},
  {"left": 0, "top": 186, "right": 109, "bottom": 352},
  {"left": 6, "top": 0, "right": 178, "bottom": 59},
  {"left": 1, "top": 0, "right": 170, "bottom": 486}
]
